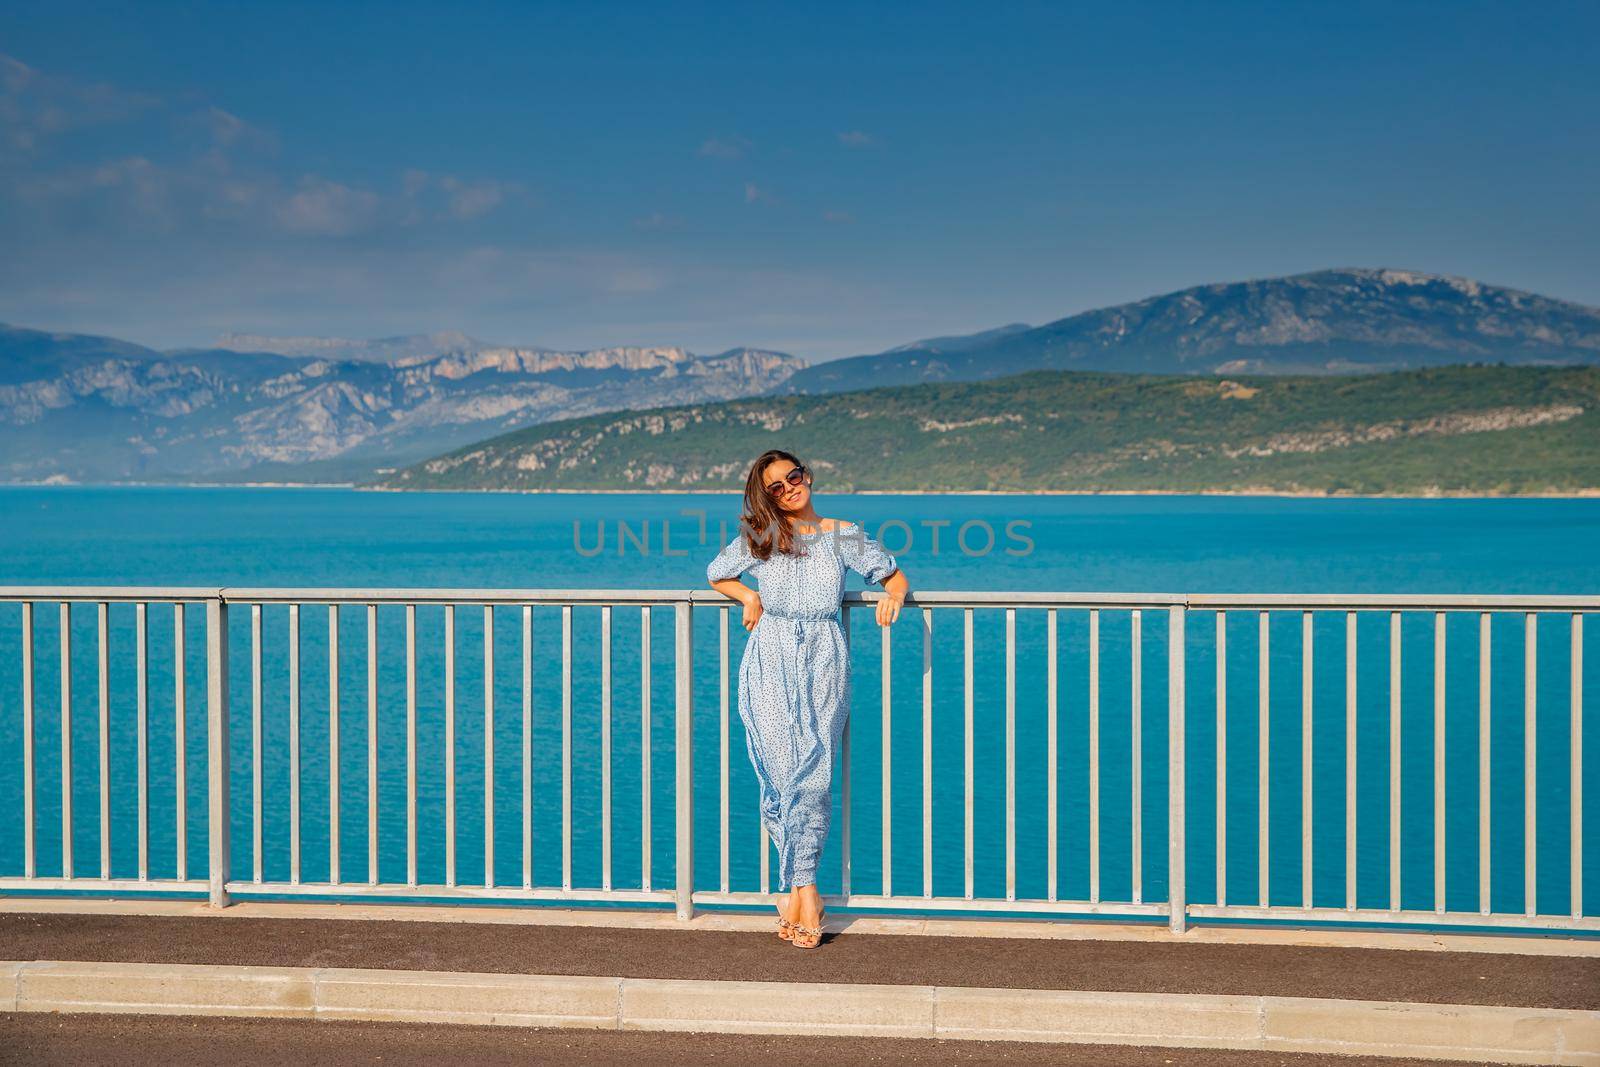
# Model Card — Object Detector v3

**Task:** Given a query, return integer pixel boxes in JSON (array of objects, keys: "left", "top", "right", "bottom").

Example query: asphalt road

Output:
[
  {"left": 0, "top": 1013, "right": 1486, "bottom": 1067},
  {"left": 3, "top": 911, "right": 1594, "bottom": 1010}
]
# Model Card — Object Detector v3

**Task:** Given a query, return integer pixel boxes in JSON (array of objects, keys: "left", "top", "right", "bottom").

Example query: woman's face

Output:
[{"left": 761, "top": 458, "right": 811, "bottom": 513}]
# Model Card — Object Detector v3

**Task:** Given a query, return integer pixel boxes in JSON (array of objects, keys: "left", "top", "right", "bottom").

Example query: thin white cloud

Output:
[
  {"left": 401, "top": 168, "right": 430, "bottom": 197},
  {"left": 2, "top": 56, "right": 520, "bottom": 242},
  {"left": 0, "top": 52, "right": 162, "bottom": 152},
  {"left": 837, "top": 130, "right": 874, "bottom": 147},
  {"left": 276, "top": 177, "right": 384, "bottom": 236},
  {"left": 699, "top": 135, "right": 751, "bottom": 159},
  {"left": 398, "top": 169, "right": 521, "bottom": 222},
  {"left": 633, "top": 211, "right": 684, "bottom": 231},
  {"left": 607, "top": 267, "right": 665, "bottom": 293},
  {"left": 438, "top": 175, "right": 511, "bottom": 220},
  {"left": 191, "top": 106, "right": 278, "bottom": 155},
  {"left": 744, "top": 182, "right": 779, "bottom": 205},
  {"left": 0, "top": 53, "right": 32, "bottom": 94},
  {"left": 821, "top": 209, "right": 855, "bottom": 224}
]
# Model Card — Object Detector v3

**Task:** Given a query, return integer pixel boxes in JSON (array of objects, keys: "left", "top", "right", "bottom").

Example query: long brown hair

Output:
[{"left": 737, "top": 448, "right": 810, "bottom": 561}]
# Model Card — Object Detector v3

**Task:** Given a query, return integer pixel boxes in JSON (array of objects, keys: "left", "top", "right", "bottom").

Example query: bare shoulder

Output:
[{"left": 820, "top": 517, "right": 856, "bottom": 533}]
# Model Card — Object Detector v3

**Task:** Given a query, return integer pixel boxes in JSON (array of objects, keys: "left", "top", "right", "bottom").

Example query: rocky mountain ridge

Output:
[
  {"left": 0, "top": 323, "right": 804, "bottom": 482},
  {"left": 780, "top": 268, "right": 1600, "bottom": 394}
]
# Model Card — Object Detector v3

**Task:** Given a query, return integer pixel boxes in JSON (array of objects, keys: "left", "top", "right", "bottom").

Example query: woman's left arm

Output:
[{"left": 838, "top": 520, "right": 908, "bottom": 627}]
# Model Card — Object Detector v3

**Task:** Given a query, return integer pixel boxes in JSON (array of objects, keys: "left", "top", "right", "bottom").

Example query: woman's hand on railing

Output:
[
  {"left": 875, "top": 569, "right": 909, "bottom": 627},
  {"left": 875, "top": 591, "right": 903, "bottom": 627},
  {"left": 741, "top": 590, "right": 763, "bottom": 632}
]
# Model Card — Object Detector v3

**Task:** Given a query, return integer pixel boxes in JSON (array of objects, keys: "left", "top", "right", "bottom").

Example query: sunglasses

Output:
[{"left": 765, "top": 464, "right": 808, "bottom": 497}]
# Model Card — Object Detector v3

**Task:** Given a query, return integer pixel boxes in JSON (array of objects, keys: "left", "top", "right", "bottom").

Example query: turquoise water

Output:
[{"left": 0, "top": 487, "right": 1595, "bottom": 919}]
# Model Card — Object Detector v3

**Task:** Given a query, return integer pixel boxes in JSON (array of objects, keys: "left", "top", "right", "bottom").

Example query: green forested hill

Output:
[{"left": 372, "top": 365, "right": 1600, "bottom": 495}]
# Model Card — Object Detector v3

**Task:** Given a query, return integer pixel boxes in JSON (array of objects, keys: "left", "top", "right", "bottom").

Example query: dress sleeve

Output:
[
  {"left": 838, "top": 522, "right": 899, "bottom": 584},
  {"left": 706, "top": 532, "right": 757, "bottom": 582}
]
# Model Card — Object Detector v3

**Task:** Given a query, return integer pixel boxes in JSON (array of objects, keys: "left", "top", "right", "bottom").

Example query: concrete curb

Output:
[{"left": 4, "top": 960, "right": 1596, "bottom": 1064}]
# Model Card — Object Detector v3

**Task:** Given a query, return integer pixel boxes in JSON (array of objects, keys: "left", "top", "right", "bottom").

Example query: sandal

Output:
[
  {"left": 776, "top": 915, "right": 795, "bottom": 941},
  {"left": 790, "top": 910, "right": 825, "bottom": 950}
]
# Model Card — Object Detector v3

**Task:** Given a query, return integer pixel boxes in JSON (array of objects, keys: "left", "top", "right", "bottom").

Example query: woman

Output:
[{"left": 706, "top": 449, "right": 911, "bottom": 949}]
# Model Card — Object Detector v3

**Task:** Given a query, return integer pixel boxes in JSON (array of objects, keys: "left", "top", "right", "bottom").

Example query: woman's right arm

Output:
[{"left": 707, "top": 534, "right": 764, "bottom": 631}]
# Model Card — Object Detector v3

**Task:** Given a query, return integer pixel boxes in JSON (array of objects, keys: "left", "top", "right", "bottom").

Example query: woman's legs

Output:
[
  {"left": 775, "top": 889, "right": 798, "bottom": 938},
  {"left": 793, "top": 883, "right": 823, "bottom": 926}
]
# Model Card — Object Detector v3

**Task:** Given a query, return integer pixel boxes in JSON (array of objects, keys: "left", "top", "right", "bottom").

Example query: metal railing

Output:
[{"left": 0, "top": 586, "right": 1593, "bottom": 935}]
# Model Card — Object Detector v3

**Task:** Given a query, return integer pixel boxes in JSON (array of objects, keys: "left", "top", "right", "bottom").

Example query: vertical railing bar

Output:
[
  {"left": 521, "top": 604, "right": 531, "bottom": 891},
  {"left": 1168, "top": 604, "right": 1186, "bottom": 934},
  {"left": 135, "top": 602, "right": 146, "bottom": 882},
  {"left": 1004, "top": 607, "right": 1016, "bottom": 902},
  {"left": 205, "top": 597, "right": 230, "bottom": 907},
  {"left": 445, "top": 603, "right": 455, "bottom": 888},
  {"left": 1572, "top": 613, "right": 1583, "bottom": 922},
  {"left": 717, "top": 605, "right": 728, "bottom": 895},
  {"left": 641, "top": 605, "right": 652, "bottom": 892},
  {"left": 760, "top": 818, "right": 770, "bottom": 894},
  {"left": 922, "top": 606, "right": 933, "bottom": 900},
  {"left": 1434, "top": 611, "right": 1445, "bottom": 914},
  {"left": 366, "top": 604, "right": 377, "bottom": 889},
  {"left": 1047, "top": 608, "right": 1058, "bottom": 904},
  {"left": 1524, "top": 612, "right": 1536, "bottom": 917},
  {"left": 1216, "top": 610, "right": 1226, "bottom": 908},
  {"left": 252, "top": 604, "right": 263, "bottom": 885},
  {"left": 1258, "top": 610, "right": 1269, "bottom": 908},
  {"left": 328, "top": 603, "right": 340, "bottom": 886},
  {"left": 562, "top": 603, "right": 573, "bottom": 892},
  {"left": 61, "top": 601, "right": 74, "bottom": 879},
  {"left": 22, "top": 602, "right": 36, "bottom": 879},
  {"left": 483, "top": 604, "right": 494, "bottom": 888},
  {"left": 1131, "top": 607, "right": 1142, "bottom": 904},
  {"left": 1301, "top": 609, "right": 1312, "bottom": 910},
  {"left": 173, "top": 601, "right": 183, "bottom": 883},
  {"left": 1089, "top": 608, "right": 1101, "bottom": 904},
  {"left": 1345, "top": 610, "right": 1356, "bottom": 911},
  {"left": 603, "top": 604, "right": 614, "bottom": 893},
  {"left": 406, "top": 604, "right": 417, "bottom": 888},
  {"left": 367, "top": 604, "right": 378, "bottom": 886},
  {"left": 289, "top": 603, "right": 300, "bottom": 885},
  {"left": 963, "top": 606, "right": 973, "bottom": 901},
  {"left": 1389, "top": 611, "right": 1401, "bottom": 914},
  {"left": 842, "top": 609, "right": 852, "bottom": 897},
  {"left": 673, "top": 599, "right": 694, "bottom": 921},
  {"left": 1479, "top": 611, "right": 1491, "bottom": 915},
  {"left": 97, "top": 601, "right": 109, "bottom": 879},
  {"left": 883, "top": 617, "right": 894, "bottom": 898}
]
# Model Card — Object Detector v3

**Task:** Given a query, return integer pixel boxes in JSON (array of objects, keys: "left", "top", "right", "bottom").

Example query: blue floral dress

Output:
[{"left": 706, "top": 521, "right": 899, "bottom": 889}]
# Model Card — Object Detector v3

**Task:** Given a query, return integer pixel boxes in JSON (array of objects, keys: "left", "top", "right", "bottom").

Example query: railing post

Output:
[
  {"left": 674, "top": 598, "right": 695, "bottom": 920},
  {"left": 206, "top": 595, "right": 231, "bottom": 908},
  {"left": 1168, "top": 603, "right": 1187, "bottom": 934}
]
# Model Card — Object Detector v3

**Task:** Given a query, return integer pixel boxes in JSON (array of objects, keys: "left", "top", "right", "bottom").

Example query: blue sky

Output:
[{"left": 2, "top": 0, "right": 1596, "bottom": 360}]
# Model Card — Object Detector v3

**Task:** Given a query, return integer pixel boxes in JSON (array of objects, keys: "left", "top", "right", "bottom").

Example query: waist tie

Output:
[{"left": 761, "top": 609, "right": 840, "bottom": 766}]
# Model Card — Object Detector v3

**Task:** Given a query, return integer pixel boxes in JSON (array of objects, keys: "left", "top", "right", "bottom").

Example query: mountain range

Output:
[
  {"left": 3, "top": 267, "right": 1598, "bottom": 484},
  {"left": 780, "top": 268, "right": 1600, "bottom": 394},
  {"left": 0, "top": 325, "right": 801, "bottom": 482}
]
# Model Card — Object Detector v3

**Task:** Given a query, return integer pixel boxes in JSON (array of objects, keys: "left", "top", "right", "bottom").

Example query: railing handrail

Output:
[{"left": 0, "top": 586, "right": 1596, "bottom": 610}]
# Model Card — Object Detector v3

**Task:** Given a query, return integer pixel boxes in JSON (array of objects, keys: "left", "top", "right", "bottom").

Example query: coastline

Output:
[{"left": 5, "top": 482, "right": 1599, "bottom": 500}]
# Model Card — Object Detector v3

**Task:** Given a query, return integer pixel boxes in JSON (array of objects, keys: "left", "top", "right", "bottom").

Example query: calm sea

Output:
[{"left": 0, "top": 487, "right": 1595, "bottom": 919}]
